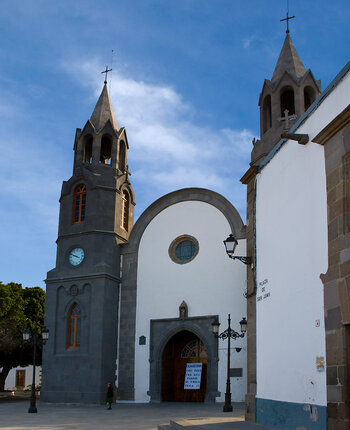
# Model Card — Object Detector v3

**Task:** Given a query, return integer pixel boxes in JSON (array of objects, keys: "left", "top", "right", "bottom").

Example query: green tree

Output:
[{"left": 0, "top": 282, "right": 45, "bottom": 391}]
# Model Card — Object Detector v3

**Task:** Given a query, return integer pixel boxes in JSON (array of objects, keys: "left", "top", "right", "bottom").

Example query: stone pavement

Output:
[{"left": 0, "top": 399, "right": 277, "bottom": 430}]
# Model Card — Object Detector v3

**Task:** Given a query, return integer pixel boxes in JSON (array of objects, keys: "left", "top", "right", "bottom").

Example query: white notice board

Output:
[{"left": 184, "top": 363, "right": 202, "bottom": 389}]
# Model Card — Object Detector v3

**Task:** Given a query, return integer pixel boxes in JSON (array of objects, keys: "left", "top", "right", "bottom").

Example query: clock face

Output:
[{"left": 69, "top": 248, "right": 85, "bottom": 266}]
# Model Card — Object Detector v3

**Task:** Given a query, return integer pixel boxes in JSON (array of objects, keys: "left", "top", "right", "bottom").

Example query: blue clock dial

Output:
[{"left": 69, "top": 248, "right": 85, "bottom": 266}]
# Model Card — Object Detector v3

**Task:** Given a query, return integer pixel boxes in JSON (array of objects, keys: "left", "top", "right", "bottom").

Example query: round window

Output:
[{"left": 169, "top": 235, "right": 199, "bottom": 265}]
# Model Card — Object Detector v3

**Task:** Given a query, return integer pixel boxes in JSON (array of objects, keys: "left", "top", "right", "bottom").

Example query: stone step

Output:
[
  {"left": 158, "top": 417, "right": 246, "bottom": 430},
  {"left": 158, "top": 418, "right": 204, "bottom": 430}
]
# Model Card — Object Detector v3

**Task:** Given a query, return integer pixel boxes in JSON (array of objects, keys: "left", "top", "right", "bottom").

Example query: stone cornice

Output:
[
  {"left": 313, "top": 104, "right": 350, "bottom": 145},
  {"left": 150, "top": 314, "right": 217, "bottom": 323},
  {"left": 240, "top": 166, "right": 258, "bottom": 184},
  {"left": 45, "top": 272, "right": 121, "bottom": 284},
  {"left": 56, "top": 230, "right": 128, "bottom": 243}
]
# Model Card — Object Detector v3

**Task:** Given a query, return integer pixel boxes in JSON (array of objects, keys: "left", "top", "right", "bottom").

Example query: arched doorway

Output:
[{"left": 161, "top": 330, "right": 207, "bottom": 402}]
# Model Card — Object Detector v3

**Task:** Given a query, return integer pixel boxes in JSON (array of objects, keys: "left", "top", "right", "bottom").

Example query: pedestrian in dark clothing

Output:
[{"left": 106, "top": 382, "right": 114, "bottom": 410}]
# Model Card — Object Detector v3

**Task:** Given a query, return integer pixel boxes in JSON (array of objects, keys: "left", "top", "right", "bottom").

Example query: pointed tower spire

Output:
[
  {"left": 271, "top": 33, "right": 306, "bottom": 84},
  {"left": 250, "top": 32, "right": 321, "bottom": 166},
  {"left": 90, "top": 83, "right": 119, "bottom": 132}
]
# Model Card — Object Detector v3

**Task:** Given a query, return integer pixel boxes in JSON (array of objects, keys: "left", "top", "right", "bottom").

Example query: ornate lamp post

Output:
[
  {"left": 212, "top": 314, "right": 247, "bottom": 412},
  {"left": 22, "top": 326, "right": 49, "bottom": 413}
]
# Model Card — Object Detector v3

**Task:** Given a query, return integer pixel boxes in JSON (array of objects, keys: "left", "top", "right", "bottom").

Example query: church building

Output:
[
  {"left": 41, "top": 24, "right": 350, "bottom": 429},
  {"left": 41, "top": 78, "right": 248, "bottom": 404},
  {"left": 242, "top": 30, "right": 350, "bottom": 430}
]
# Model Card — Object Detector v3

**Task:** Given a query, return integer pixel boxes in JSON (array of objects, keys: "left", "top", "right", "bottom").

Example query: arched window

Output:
[
  {"left": 67, "top": 302, "right": 82, "bottom": 348},
  {"left": 73, "top": 184, "right": 86, "bottom": 224},
  {"left": 304, "top": 86, "right": 315, "bottom": 111},
  {"left": 262, "top": 95, "right": 272, "bottom": 133},
  {"left": 83, "top": 135, "right": 93, "bottom": 163},
  {"left": 122, "top": 190, "right": 130, "bottom": 231},
  {"left": 280, "top": 87, "right": 295, "bottom": 116},
  {"left": 181, "top": 339, "right": 207, "bottom": 359},
  {"left": 100, "top": 135, "right": 112, "bottom": 165},
  {"left": 118, "top": 140, "right": 126, "bottom": 172}
]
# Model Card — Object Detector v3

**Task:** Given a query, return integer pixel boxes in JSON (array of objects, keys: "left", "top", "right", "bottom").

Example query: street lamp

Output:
[
  {"left": 212, "top": 314, "right": 247, "bottom": 412},
  {"left": 223, "top": 234, "right": 257, "bottom": 298},
  {"left": 22, "top": 326, "right": 49, "bottom": 413},
  {"left": 223, "top": 234, "right": 252, "bottom": 265}
]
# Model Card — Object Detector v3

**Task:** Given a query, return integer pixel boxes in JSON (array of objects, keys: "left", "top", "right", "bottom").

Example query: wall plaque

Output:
[{"left": 230, "top": 368, "right": 243, "bottom": 377}]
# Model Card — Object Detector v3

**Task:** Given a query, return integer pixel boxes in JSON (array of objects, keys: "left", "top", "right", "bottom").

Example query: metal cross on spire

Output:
[
  {"left": 280, "top": 12, "right": 295, "bottom": 34},
  {"left": 101, "top": 66, "right": 112, "bottom": 84}
]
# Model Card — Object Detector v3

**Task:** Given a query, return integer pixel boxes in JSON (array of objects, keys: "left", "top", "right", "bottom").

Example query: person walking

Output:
[{"left": 106, "top": 382, "right": 114, "bottom": 410}]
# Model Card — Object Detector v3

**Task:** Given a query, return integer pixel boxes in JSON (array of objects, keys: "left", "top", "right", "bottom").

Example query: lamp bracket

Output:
[
  {"left": 215, "top": 328, "right": 245, "bottom": 340},
  {"left": 244, "top": 289, "right": 257, "bottom": 299},
  {"left": 228, "top": 255, "right": 252, "bottom": 265}
]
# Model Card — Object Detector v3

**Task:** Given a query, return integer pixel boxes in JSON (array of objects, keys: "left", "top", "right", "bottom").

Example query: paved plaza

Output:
[{"left": 0, "top": 397, "right": 277, "bottom": 430}]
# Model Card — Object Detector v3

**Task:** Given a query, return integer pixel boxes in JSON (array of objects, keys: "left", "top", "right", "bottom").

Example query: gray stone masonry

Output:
[
  {"left": 148, "top": 316, "right": 219, "bottom": 403},
  {"left": 41, "top": 84, "right": 135, "bottom": 404},
  {"left": 314, "top": 106, "right": 350, "bottom": 430},
  {"left": 240, "top": 167, "right": 257, "bottom": 423}
]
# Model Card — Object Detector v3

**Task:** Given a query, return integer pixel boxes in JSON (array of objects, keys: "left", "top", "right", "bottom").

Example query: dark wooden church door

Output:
[{"left": 162, "top": 330, "right": 207, "bottom": 402}]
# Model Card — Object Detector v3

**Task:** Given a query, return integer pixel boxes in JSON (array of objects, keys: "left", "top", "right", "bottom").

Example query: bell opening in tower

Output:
[
  {"left": 280, "top": 86, "right": 295, "bottom": 116},
  {"left": 100, "top": 134, "right": 112, "bottom": 165}
]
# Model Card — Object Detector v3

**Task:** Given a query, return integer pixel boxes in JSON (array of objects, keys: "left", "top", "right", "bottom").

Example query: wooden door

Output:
[
  {"left": 16, "top": 370, "right": 26, "bottom": 390},
  {"left": 162, "top": 331, "right": 207, "bottom": 402}
]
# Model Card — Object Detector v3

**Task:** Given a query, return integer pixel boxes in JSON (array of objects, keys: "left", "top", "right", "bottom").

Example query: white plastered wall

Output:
[
  {"left": 134, "top": 200, "right": 247, "bottom": 402},
  {"left": 255, "top": 69, "right": 350, "bottom": 407},
  {"left": 5, "top": 366, "right": 41, "bottom": 391}
]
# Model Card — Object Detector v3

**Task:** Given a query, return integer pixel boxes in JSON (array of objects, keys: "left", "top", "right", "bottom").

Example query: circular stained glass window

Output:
[
  {"left": 169, "top": 235, "right": 199, "bottom": 265},
  {"left": 175, "top": 240, "right": 196, "bottom": 261}
]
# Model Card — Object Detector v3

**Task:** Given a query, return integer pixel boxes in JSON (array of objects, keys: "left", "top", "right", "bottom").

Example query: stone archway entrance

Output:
[
  {"left": 148, "top": 316, "right": 218, "bottom": 403},
  {"left": 162, "top": 330, "right": 207, "bottom": 402}
]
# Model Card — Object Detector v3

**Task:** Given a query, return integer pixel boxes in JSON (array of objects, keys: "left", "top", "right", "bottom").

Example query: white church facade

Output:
[
  {"left": 119, "top": 189, "right": 247, "bottom": 403},
  {"left": 41, "top": 81, "right": 248, "bottom": 404}
]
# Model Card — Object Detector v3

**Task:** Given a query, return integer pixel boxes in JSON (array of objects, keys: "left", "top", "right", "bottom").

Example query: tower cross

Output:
[
  {"left": 125, "top": 164, "right": 132, "bottom": 181},
  {"left": 279, "top": 109, "right": 297, "bottom": 130},
  {"left": 280, "top": 12, "right": 295, "bottom": 34},
  {"left": 101, "top": 66, "right": 112, "bottom": 84}
]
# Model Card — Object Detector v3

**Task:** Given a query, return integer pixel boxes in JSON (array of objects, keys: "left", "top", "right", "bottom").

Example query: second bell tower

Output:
[{"left": 251, "top": 31, "right": 321, "bottom": 165}]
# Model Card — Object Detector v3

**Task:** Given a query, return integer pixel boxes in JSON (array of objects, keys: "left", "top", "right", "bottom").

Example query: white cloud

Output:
[
  {"left": 0, "top": 58, "right": 253, "bottom": 244},
  {"left": 63, "top": 58, "right": 253, "bottom": 218},
  {"left": 243, "top": 36, "right": 254, "bottom": 49},
  {"left": 0, "top": 135, "right": 64, "bottom": 231}
]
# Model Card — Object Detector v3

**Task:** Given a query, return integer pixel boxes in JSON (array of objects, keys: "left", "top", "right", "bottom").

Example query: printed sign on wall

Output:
[
  {"left": 184, "top": 363, "right": 202, "bottom": 389},
  {"left": 316, "top": 356, "right": 325, "bottom": 372},
  {"left": 257, "top": 278, "right": 271, "bottom": 303}
]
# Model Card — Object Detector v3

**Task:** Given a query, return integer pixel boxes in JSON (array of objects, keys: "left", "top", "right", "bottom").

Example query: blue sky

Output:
[{"left": 0, "top": 0, "right": 349, "bottom": 289}]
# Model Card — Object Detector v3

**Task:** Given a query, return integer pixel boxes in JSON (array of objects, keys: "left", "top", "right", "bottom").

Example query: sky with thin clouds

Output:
[{"left": 0, "top": 0, "right": 349, "bottom": 288}]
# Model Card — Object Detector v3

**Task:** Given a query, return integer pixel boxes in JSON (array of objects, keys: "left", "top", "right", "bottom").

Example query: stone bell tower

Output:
[
  {"left": 41, "top": 78, "right": 135, "bottom": 403},
  {"left": 251, "top": 31, "right": 321, "bottom": 165}
]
